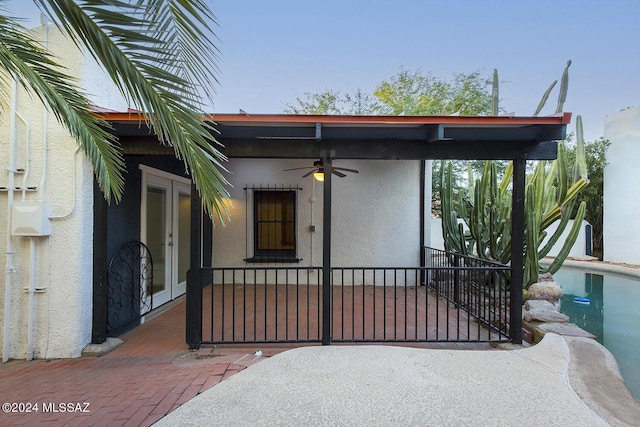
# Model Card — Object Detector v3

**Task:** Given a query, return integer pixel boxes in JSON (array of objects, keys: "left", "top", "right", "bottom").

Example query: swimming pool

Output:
[{"left": 553, "top": 267, "right": 640, "bottom": 402}]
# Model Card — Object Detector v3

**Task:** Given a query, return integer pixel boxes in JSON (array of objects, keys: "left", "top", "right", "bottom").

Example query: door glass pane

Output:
[
  {"left": 147, "top": 186, "right": 167, "bottom": 294},
  {"left": 177, "top": 192, "right": 191, "bottom": 284}
]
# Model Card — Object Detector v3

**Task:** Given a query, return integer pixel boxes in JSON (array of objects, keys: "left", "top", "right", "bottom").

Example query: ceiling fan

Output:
[{"left": 283, "top": 160, "right": 359, "bottom": 181}]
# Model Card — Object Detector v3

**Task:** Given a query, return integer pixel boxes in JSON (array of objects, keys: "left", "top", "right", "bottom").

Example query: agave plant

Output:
[{"left": 440, "top": 61, "right": 589, "bottom": 287}]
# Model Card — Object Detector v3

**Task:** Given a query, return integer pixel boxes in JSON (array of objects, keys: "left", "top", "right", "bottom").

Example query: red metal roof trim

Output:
[{"left": 98, "top": 111, "right": 572, "bottom": 126}]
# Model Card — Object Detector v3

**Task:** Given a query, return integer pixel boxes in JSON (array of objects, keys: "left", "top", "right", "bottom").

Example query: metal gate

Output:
[{"left": 106, "top": 241, "right": 154, "bottom": 336}]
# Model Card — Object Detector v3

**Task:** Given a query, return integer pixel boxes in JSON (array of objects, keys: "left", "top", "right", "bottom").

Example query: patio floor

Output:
[
  {"left": 202, "top": 283, "right": 507, "bottom": 344},
  {"left": 0, "top": 291, "right": 498, "bottom": 426}
]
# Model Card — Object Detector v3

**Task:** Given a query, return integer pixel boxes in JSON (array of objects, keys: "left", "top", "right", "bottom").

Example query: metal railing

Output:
[
  {"left": 198, "top": 250, "right": 511, "bottom": 346},
  {"left": 424, "top": 247, "right": 511, "bottom": 340},
  {"left": 200, "top": 267, "right": 323, "bottom": 344}
]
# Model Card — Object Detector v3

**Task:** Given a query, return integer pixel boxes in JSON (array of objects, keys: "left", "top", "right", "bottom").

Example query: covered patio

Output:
[{"left": 94, "top": 112, "right": 571, "bottom": 349}]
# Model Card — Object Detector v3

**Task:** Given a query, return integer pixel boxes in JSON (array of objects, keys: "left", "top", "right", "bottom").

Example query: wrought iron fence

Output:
[
  {"left": 200, "top": 267, "right": 322, "bottom": 344},
  {"left": 198, "top": 251, "right": 511, "bottom": 346},
  {"left": 423, "top": 247, "right": 511, "bottom": 339}
]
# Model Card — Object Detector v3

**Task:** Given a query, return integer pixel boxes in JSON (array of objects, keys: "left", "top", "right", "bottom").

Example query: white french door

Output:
[{"left": 141, "top": 168, "right": 191, "bottom": 309}]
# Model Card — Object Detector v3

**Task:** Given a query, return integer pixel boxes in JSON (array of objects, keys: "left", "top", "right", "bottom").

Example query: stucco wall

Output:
[
  {"left": 212, "top": 159, "right": 425, "bottom": 280},
  {"left": 603, "top": 106, "right": 640, "bottom": 265},
  {"left": 0, "top": 25, "right": 126, "bottom": 360}
]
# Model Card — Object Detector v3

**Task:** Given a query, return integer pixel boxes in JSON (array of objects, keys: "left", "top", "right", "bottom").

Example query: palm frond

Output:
[
  {"left": 0, "top": 13, "right": 125, "bottom": 201},
  {"left": 35, "top": 0, "right": 230, "bottom": 220}
]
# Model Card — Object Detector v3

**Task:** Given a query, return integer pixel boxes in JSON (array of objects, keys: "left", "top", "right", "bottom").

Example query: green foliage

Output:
[
  {"left": 374, "top": 69, "right": 493, "bottom": 116},
  {"left": 283, "top": 88, "right": 382, "bottom": 115},
  {"left": 1, "top": 0, "right": 230, "bottom": 221},
  {"left": 439, "top": 61, "right": 591, "bottom": 287},
  {"left": 564, "top": 135, "right": 611, "bottom": 259}
]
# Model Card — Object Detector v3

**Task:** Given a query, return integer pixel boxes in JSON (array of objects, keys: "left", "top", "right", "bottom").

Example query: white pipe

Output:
[
  {"left": 38, "top": 15, "right": 50, "bottom": 201},
  {"left": 3, "top": 79, "right": 18, "bottom": 363},
  {"left": 49, "top": 147, "right": 80, "bottom": 220},
  {"left": 16, "top": 112, "right": 31, "bottom": 201},
  {"left": 26, "top": 238, "right": 35, "bottom": 361}
]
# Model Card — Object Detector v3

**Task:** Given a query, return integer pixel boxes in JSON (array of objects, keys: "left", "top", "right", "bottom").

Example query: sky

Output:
[{"left": 7, "top": 0, "right": 640, "bottom": 142}]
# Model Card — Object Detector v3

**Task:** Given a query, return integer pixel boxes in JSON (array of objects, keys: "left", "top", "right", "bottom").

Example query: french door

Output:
[{"left": 142, "top": 168, "right": 191, "bottom": 309}]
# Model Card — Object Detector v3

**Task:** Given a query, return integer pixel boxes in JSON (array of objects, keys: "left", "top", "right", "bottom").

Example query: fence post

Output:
[
  {"left": 321, "top": 152, "right": 333, "bottom": 345},
  {"left": 186, "top": 182, "right": 202, "bottom": 350},
  {"left": 509, "top": 159, "right": 525, "bottom": 344}
]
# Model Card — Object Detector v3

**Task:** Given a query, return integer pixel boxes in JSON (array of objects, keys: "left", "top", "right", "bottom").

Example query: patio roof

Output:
[{"left": 103, "top": 112, "right": 572, "bottom": 161}]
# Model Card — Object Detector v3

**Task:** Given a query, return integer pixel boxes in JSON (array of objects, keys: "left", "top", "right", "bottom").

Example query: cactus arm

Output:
[
  {"left": 499, "top": 161, "right": 513, "bottom": 194},
  {"left": 556, "top": 142, "right": 568, "bottom": 204},
  {"left": 533, "top": 80, "right": 557, "bottom": 116},
  {"left": 492, "top": 69, "right": 499, "bottom": 115},
  {"left": 524, "top": 181, "right": 541, "bottom": 286},
  {"left": 538, "top": 198, "right": 576, "bottom": 258},
  {"left": 574, "top": 115, "right": 589, "bottom": 181},
  {"left": 544, "top": 201, "right": 586, "bottom": 275},
  {"left": 555, "top": 60, "right": 572, "bottom": 113}
]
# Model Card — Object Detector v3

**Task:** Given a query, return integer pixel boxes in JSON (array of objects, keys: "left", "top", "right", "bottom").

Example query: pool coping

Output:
[{"left": 542, "top": 257, "right": 640, "bottom": 279}]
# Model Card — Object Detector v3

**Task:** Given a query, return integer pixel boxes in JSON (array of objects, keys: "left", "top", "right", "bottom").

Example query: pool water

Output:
[{"left": 553, "top": 267, "right": 640, "bottom": 402}]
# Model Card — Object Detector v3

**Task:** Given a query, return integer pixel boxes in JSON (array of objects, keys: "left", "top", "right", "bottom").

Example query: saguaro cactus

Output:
[{"left": 440, "top": 61, "right": 589, "bottom": 287}]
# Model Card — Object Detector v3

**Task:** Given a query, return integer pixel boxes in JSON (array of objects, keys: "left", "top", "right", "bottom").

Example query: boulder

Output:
[
  {"left": 523, "top": 309, "right": 570, "bottom": 323},
  {"left": 524, "top": 299, "right": 555, "bottom": 311},
  {"left": 528, "top": 281, "right": 563, "bottom": 302}
]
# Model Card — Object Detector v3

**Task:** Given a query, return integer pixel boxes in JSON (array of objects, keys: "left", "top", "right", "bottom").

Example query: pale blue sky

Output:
[
  {"left": 211, "top": 0, "right": 640, "bottom": 142},
  {"left": 8, "top": 0, "right": 640, "bottom": 141}
]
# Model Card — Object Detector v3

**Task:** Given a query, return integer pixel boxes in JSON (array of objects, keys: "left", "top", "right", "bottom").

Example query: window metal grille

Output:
[{"left": 245, "top": 185, "right": 302, "bottom": 263}]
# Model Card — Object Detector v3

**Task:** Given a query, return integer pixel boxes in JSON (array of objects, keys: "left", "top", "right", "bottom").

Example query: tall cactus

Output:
[{"left": 440, "top": 61, "right": 589, "bottom": 287}]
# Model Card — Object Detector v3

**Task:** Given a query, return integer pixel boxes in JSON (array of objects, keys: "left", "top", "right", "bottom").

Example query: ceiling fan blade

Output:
[
  {"left": 333, "top": 167, "right": 359, "bottom": 174},
  {"left": 332, "top": 170, "right": 347, "bottom": 178},
  {"left": 283, "top": 166, "right": 314, "bottom": 171},
  {"left": 301, "top": 168, "right": 319, "bottom": 178}
]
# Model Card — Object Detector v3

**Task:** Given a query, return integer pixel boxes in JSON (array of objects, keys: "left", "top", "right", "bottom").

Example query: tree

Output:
[
  {"left": 0, "top": 0, "right": 229, "bottom": 220},
  {"left": 284, "top": 69, "right": 493, "bottom": 117},
  {"left": 565, "top": 136, "right": 611, "bottom": 259},
  {"left": 374, "top": 69, "right": 493, "bottom": 116},
  {"left": 284, "top": 68, "right": 495, "bottom": 213},
  {"left": 284, "top": 88, "right": 381, "bottom": 115}
]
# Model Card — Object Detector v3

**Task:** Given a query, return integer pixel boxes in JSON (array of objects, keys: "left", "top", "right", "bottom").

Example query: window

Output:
[{"left": 247, "top": 190, "right": 299, "bottom": 263}]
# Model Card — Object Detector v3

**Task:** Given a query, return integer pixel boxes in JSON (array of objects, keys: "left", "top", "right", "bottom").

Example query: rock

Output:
[
  {"left": 531, "top": 322, "right": 596, "bottom": 343},
  {"left": 523, "top": 309, "right": 570, "bottom": 323},
  {"left": 524, "top": 299, "right": 555, "bottom": 311},
  {"left": 528, "top": 281, "right": 563, "bottom": 302},
  {"left": 537, "top": 272, "right": 555, "bottom": 282}
]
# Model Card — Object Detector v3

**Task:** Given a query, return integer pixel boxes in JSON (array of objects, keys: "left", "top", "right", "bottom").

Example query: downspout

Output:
[{"left": 3, "top": 79, "right": 18, "bottom": 363}]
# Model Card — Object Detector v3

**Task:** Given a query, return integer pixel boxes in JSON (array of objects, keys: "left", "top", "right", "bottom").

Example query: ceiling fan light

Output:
[{"left": 313, "top": 172, "right": 324, "bottom": 182}]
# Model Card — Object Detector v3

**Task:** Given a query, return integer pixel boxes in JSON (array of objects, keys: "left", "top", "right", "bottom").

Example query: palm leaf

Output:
[
  {"left": 0, "top": 14, "right": 125, "bottom": 201},
  {"left": 34, "top": 0, "right": 230, "bottom": 220}
]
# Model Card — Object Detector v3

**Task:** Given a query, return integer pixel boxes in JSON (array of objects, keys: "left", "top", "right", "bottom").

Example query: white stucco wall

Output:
[
  {"left": 603, "top": 107, "right": 640, "bottom": 265},
  {"left": 0, "top": 25, "right": 125, "bottom": 360},
  {"left": 212, "top": 159, "right": 426, "bottom": 282}
]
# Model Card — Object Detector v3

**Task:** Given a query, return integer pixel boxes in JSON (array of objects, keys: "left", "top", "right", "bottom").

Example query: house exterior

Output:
[
  {"left": 604, "top": 106, "right": 640, "bottom": 265},
  {"left": 1, "top": 25, "right": 573, "bottom": 360}
]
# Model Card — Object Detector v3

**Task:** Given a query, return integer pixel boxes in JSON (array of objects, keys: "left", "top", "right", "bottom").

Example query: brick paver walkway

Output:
[
  {"left": 0, "top": 301, "right": 285, "bottom": 427},
  {"left": 0, "top": 294, "right": 495, "bottom": 426}
]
